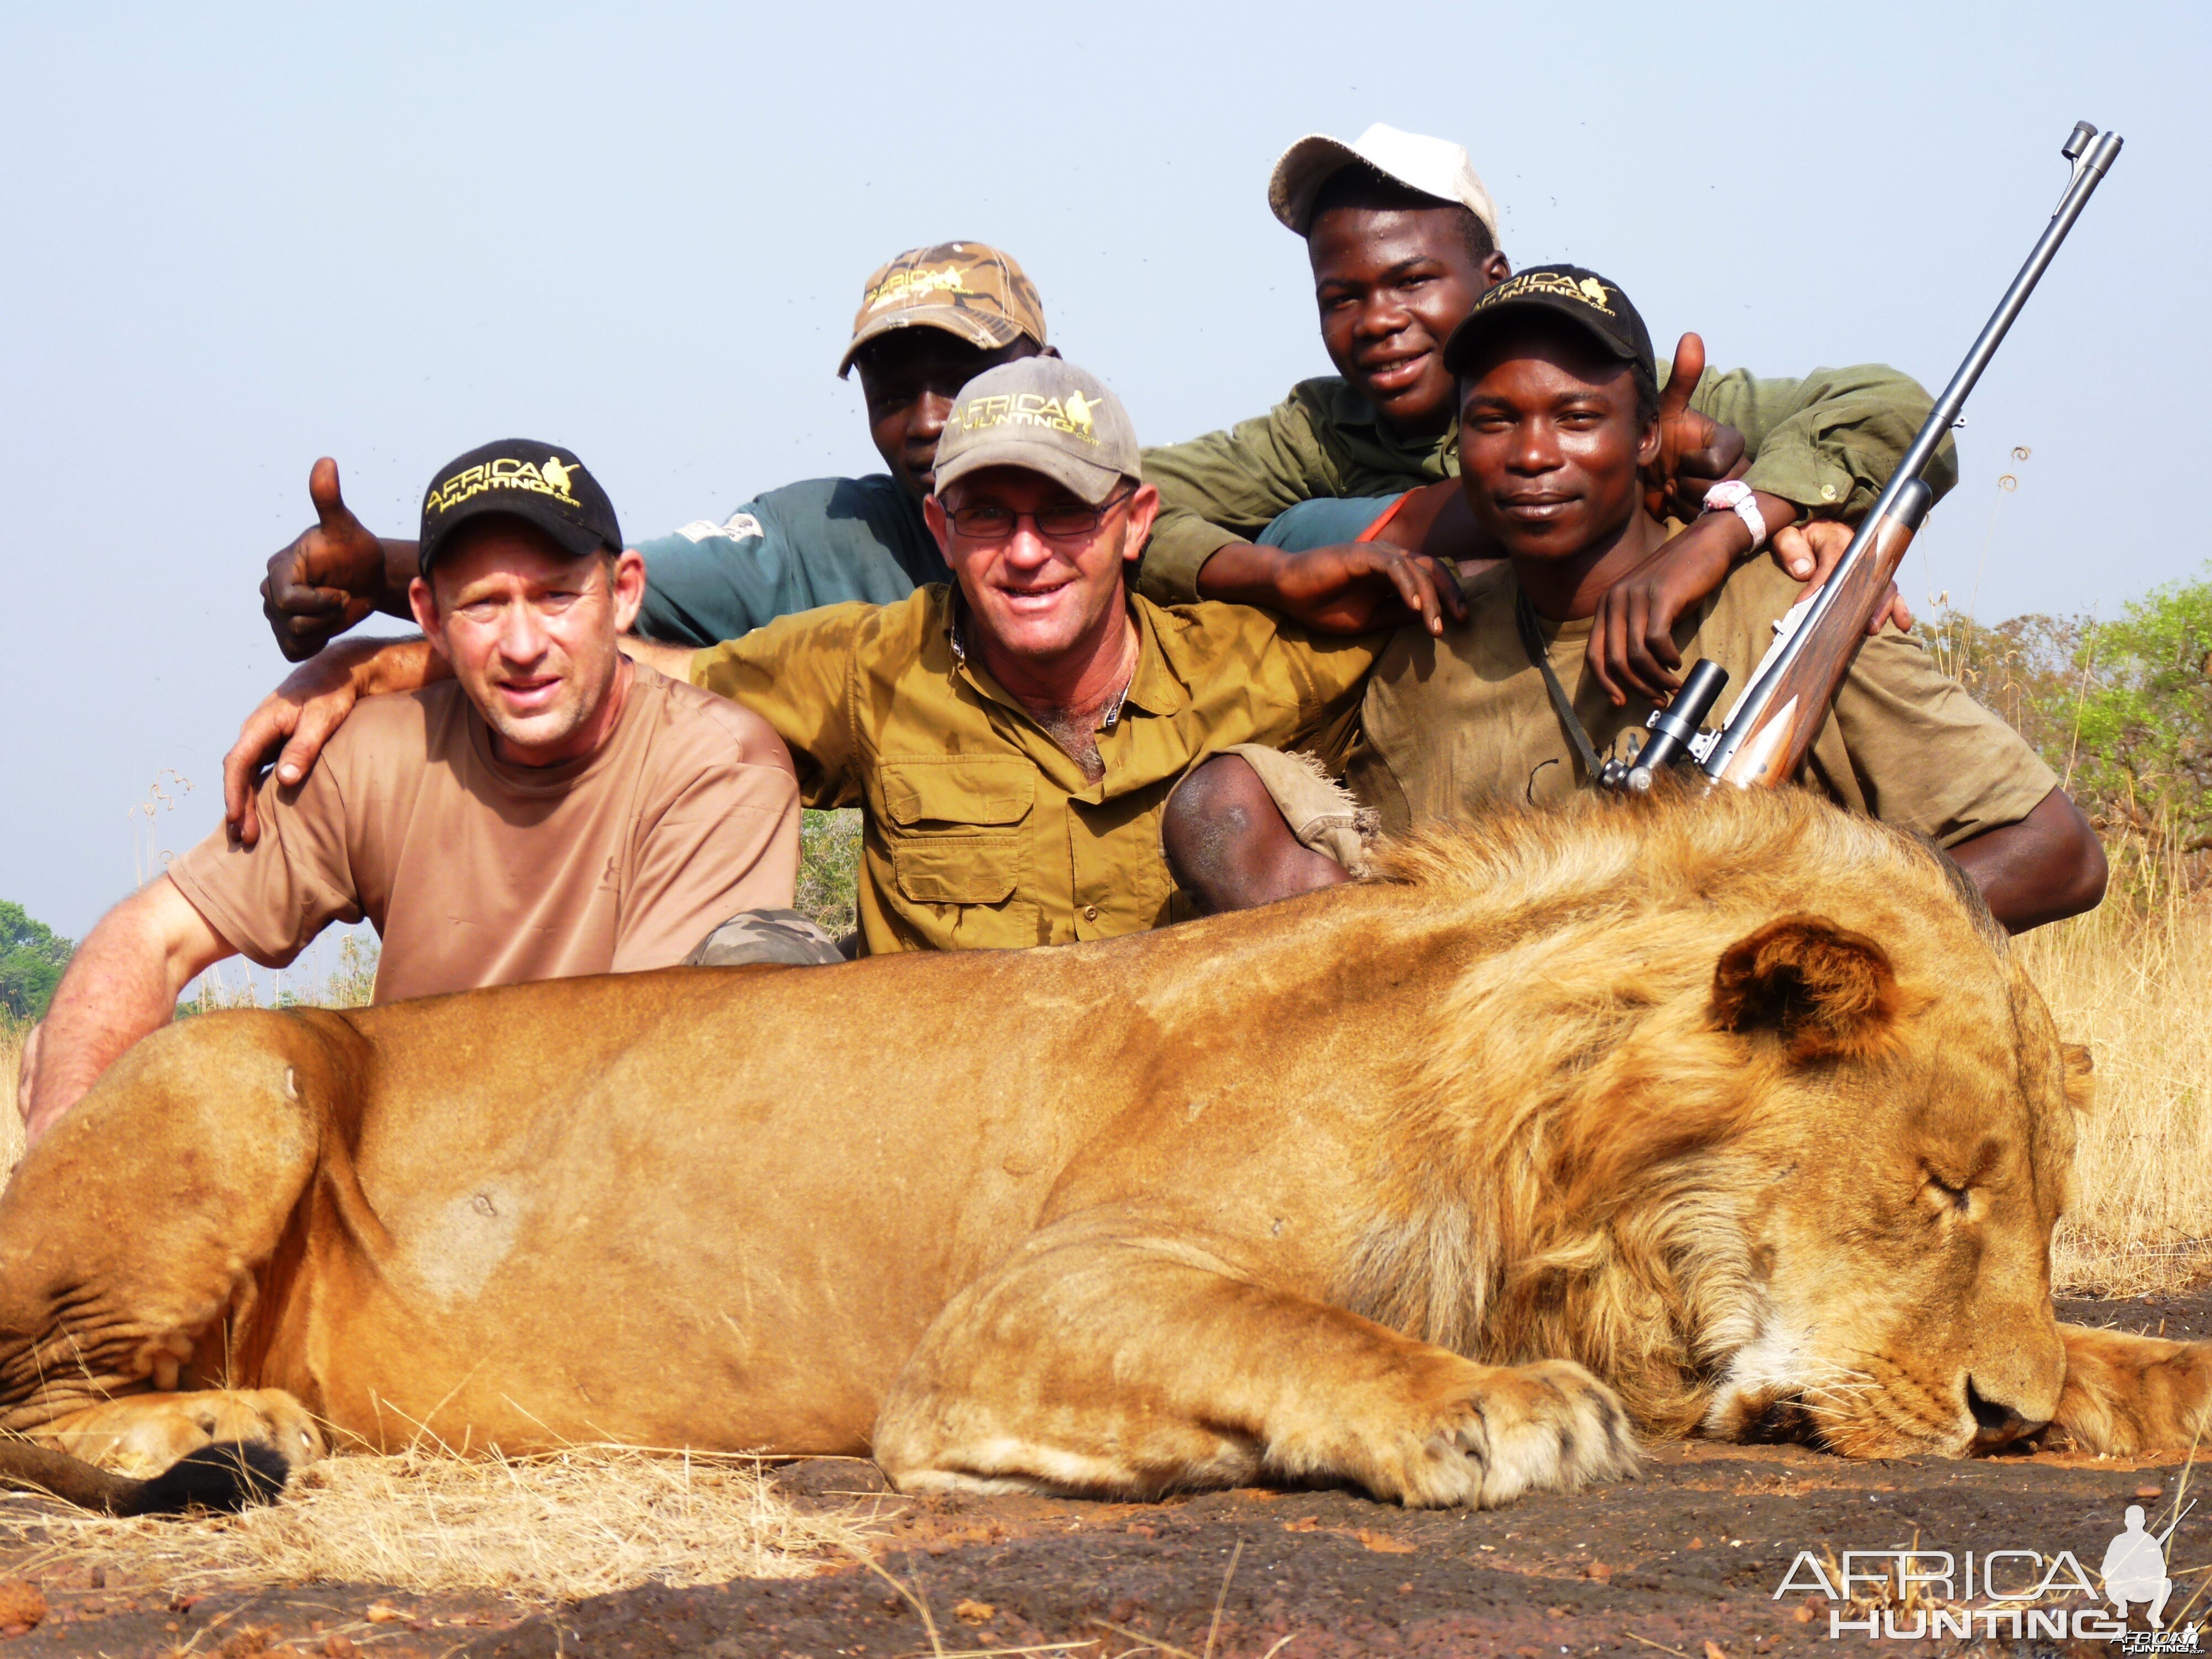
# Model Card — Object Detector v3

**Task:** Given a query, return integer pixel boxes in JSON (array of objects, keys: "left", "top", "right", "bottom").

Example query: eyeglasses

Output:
[{"left": 944, "top": 487, "right": 1135, "bottom": 542}]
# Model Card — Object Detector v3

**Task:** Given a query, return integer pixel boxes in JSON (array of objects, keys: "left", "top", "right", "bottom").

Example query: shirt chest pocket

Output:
[{"left": 880, "top": 759, "right": 1035, "bottom": 905}]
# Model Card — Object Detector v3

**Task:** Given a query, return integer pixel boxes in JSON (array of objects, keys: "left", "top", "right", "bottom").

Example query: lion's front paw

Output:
[
  {"left": 2054, "top": 1326, "right": 2211, "bottom": 1455},
  {"left": 1387, "top": 1358, "right": 1640, "bottom": 1509},
  {"left": 35, "top": 1389, "right": 325, "bottom": 1479}
]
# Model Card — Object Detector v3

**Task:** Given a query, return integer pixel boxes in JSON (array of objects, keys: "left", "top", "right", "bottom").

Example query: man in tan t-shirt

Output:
[
  {"left": 1165, "top": 267, "right": 2107, "bottom": 935},
  {"left": 20, "top": 439, "right": 800, "bottom": 1145}
]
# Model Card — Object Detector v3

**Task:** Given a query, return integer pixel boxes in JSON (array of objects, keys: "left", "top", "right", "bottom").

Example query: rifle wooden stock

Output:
[{"left": 1710, "top": 507, "right": 1921, "bottom": 791}]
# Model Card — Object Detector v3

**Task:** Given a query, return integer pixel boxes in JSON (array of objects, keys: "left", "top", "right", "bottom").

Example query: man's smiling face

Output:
[
  {"left": 926, "top": 466, "right": 1152, "bottom": 665},
  {"left": 1455, "top": 320, "right": 1657, "bottom": 563},
  {"left": 1307, "top": 202, "right": 1500, "bottom": 440},
  {"left": 411, "top": 518, "right": 643, "bottom": 765}
]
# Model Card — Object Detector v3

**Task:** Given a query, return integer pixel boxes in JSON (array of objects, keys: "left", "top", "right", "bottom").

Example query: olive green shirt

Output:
[
  {"left": 1347, "top": 556, "right": 2056, "bottom": 847},
  {"left": 690, "top": 586, "right": 1378, "bottom": 954},
  {"left": 1137, "top": 363, "right": 1959, "bottom": 603}
]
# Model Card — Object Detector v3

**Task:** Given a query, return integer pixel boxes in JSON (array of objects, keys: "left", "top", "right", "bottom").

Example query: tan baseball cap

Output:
[
  {"left": 932, "top": 359, "right": 1139, "bottom": 507},
  {"left": 1267, "top": 123, "right": 1501, "bottom": 242},
  {"left": 836, "top": 242, "right": 1048, "bottom": 378}
]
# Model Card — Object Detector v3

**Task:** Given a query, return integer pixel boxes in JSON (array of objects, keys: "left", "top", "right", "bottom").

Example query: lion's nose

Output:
[{"left": 1966, "top": 1378, "right": 2043, "bottom": 1452}]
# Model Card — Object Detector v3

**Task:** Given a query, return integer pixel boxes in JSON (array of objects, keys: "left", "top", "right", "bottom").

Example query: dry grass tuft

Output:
[
  {"left": 1, "top": 1445, "right": 886, "bottom": 1601},
  {"left": 2026, "top": 879, "right": 2212, "bottom": 1296},
  {"left": 0, "top": 1016, "right": 23, "bottom": 1185}
]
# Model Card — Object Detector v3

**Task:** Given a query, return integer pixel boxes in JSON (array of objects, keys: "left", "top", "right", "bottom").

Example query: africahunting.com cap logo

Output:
[
  {"left": 863, "top": 263, "right": 977, "bottom": 312},
  {"left": 1771, "top": 1498, "right": 2199, "bottom": 1648},
  {"left": 1480, "top": 269, "right": 1617, "bottom": 315},
  {"left": 951, "top": 389, "right": 1100, "bottom": 445},
  {"left": 425, "top": 456, "right": 582, "bottom": 518}
]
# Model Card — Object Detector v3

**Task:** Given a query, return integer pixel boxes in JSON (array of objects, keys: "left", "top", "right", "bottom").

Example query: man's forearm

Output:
[
  {"left": 352, "top": 633, "right": 445, "bottom": 695},
  {"left": 374, "top": 539, "right": 422, "bottom": 622},
  {"left": 1948, "top": 787, "right": 2108, "bottom": 933},
  {"left": 24, "top": 881, "right": 231, "bottom": 1142}
]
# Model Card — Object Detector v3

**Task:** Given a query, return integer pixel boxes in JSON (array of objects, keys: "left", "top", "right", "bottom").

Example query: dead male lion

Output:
[{"left": 2, "top": 787, "right": 2205, "bottom": 1513}]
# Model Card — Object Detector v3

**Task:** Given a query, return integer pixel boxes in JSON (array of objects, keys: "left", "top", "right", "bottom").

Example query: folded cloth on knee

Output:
[
  {"left": 1213, "top": 744, "right": 1379, "bottom": 878},
  {"left": 684, "top": 909, "right": 849, "bottom": 968}
]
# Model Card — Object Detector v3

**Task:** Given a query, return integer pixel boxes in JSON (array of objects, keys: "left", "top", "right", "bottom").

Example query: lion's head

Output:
[{"left": 1346, "top": 786, "right": 2091, "bottom": 1460}]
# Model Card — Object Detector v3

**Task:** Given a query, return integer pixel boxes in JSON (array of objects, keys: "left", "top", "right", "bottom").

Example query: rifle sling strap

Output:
[{"left": 1514, "top": 586, "right": 1605, "bottom": 788}]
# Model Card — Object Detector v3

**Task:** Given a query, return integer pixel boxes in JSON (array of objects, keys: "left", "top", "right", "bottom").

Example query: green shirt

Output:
[{"left": 1136, "top": 363, "right": 1959, "bottom": 604}]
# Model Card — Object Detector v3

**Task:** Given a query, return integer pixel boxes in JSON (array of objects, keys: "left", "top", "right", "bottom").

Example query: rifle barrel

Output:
[{"left": 1698, "top": 122, "right": 2124, "bottom": 786}]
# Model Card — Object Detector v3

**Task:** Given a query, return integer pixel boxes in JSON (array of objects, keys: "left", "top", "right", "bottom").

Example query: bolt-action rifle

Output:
[{"left": 1599, "top": 120, "right": 2125, "bottom": 795}]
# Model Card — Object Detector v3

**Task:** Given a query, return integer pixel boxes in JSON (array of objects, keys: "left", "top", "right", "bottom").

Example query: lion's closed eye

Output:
[{"left": 1921, "top": 1167, "right": 1974, "bottom": 1215}]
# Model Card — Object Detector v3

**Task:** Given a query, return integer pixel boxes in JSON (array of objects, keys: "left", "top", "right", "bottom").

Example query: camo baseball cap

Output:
[
  {"left": 931, "top": 359, "right": 1139, "bottom": 507},
  {"left": 416, "top": 439, "right": 622, "bottom": 577},
  {"left": 836, "top": 242, "right": 1048, "bottom": 378}
]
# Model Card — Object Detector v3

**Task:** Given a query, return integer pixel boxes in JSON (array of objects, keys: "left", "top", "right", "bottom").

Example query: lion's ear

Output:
[
  {"left": 1710, "top": 913, "right": 1899, "bottom": 1062},
  {"left": 2060, "top": 1041, "right": 2095, "bottom": 1113}
]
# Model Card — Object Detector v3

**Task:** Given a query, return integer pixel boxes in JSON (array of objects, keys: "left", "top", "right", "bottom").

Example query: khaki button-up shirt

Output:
[
  {"left": 1137, "top": 364, "right": 1959, "bottom": 603},
  {"left": 691, "top": 585, "right": 1378, "bottom": 954}
]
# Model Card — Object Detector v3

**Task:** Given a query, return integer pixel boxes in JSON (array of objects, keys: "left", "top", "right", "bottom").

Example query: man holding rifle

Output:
[{"left": 1164, "top": 268, "right": 2107, "bottom": 934}]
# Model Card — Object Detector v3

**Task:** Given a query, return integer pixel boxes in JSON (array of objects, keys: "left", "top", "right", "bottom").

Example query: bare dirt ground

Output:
[{"left": 3, "top": 1285, "right": 2206, "bottom": 1659}]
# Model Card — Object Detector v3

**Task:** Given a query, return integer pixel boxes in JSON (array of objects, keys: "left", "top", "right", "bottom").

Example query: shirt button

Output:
[{"left": 1083, "top": 905, "right": 1099, "bottom": 922}]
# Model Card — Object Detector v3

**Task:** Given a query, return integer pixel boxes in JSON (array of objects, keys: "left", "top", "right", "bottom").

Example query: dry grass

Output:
[
  {"left": 0, "top": 1015, "right": 23, "bottom": 1186},
  {"left": 1, "top": 1446, "right": 887, "bottom": 1601},
  {"left": 2027, "top": 879, "right": 2212, "bottom": 1296}
]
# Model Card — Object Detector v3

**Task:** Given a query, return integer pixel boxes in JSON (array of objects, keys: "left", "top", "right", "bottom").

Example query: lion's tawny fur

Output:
[{"left": 0, "top": 785, "right": 2201, "bottom": 1507}]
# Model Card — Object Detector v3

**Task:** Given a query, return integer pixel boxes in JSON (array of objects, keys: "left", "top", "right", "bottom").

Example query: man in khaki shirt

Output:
[
  {"left": 1167, "top": 268, "right": 2107, "bottom": 936},
  {"left": 641, "top": 358, "right": 1380, "bottom": 954},
  {"left": 230, "top": 364, "right": 1383, "bottom": 957},
  {"left": 23, "top": 440, "right": 800, "bottom": 1145}
]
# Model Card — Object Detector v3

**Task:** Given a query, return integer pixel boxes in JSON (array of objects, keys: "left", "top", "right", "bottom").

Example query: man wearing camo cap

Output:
[{"left": 258, "top": 243, "right": 1055, "bottom": 659}]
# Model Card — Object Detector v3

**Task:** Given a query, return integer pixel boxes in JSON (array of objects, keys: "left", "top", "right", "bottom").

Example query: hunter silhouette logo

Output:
[
  {"left": 2103, "top": 1501, "right": 2193, "bottom": 1632},
  {"left": 1577, "top": 276, "right": 1614, "bottom": 310},
  {"left": 538, "top": 456, "right": 580, "bottom": 500},
  {"left": 1061, "top": 389, "right": 1097, "bottom": 437}
]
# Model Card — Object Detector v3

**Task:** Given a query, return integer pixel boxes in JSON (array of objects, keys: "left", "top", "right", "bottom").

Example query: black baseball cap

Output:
[
  {"left": 416, "top": 440, "right": 622, "bottom": 577},
  {"left": 1441, "top": 265, "right": 1656, "bottom": 382}
]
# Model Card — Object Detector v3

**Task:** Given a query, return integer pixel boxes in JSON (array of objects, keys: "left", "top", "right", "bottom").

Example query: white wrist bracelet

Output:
[{"left": 1701, "top": 480, "right": 1767, "bottom": 552}]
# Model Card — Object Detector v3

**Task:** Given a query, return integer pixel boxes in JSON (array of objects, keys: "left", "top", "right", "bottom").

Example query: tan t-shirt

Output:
[
  {"left": 170, "top": 663, "right": 800, "bottom": 1003},
  {"left": 1349, "top": 555, "right": 2058, "bottom": 846}
]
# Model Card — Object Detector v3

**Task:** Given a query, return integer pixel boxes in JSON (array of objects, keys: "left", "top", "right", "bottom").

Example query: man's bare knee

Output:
[{"left": 1164, "top": 754, "right": 1347, "bottom": 916}]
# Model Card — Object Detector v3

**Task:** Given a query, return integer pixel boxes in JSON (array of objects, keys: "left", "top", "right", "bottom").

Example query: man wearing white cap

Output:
[{"left": 1140, "top": 123, "right": 1951, "bottom": 706}]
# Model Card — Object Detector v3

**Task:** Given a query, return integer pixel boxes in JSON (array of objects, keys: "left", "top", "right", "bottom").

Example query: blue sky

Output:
[{"left": 2, "top": 1, "right": 2204, "bottom": 940}]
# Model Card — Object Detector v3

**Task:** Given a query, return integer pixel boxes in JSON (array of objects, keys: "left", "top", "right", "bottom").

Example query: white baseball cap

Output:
[{"left": 1267, "top": 123, "right": 1501, "bottom": 243}]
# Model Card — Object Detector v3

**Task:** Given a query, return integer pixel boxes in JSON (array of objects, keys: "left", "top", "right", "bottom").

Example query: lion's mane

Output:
[{"left": 1336, "top": 786, "right": 2022, "bottom": 1437}]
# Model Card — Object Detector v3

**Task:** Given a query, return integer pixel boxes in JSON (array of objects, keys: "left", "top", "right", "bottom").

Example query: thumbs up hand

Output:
[
  {"left": 1642, "top": 333, "right": 1749, "bottom": 520},
  {"left": 259, "top": 457, "right": 394, "bottom": 661}
]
